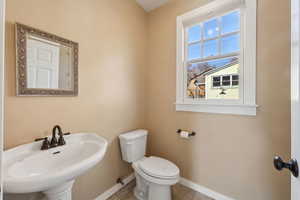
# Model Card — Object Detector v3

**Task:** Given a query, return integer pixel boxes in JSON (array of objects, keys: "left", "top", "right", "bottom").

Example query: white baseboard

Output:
[
  {"left": 94, "top": 174, "right": 135, "bottom": 200},
  {"left": 179, "top": 177, "right": 236, "bottom": 200},
  {"left": 94, "top": 174, "right": 235, "bottom": 200}
]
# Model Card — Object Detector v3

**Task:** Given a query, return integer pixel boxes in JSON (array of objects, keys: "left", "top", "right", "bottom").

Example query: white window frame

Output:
[{"left": 176, "top": 0, "right": 257, "bottom": 116}]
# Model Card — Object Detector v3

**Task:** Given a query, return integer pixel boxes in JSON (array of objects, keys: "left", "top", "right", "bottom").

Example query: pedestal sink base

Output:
[{"left": 43, "top": 180, "right": 75, "bottom": 200}]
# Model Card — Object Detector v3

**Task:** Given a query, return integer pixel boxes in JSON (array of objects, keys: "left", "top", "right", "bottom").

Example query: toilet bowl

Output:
[{"left": 119, "top": 130, "right": 180, "bottom": 200}]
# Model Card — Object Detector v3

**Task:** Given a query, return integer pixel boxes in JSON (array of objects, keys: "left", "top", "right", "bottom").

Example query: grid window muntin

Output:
[
  {"left": 185, "top": 10, "right": 241, "bottom": 64},
  {"left": 184, "top": 9, "right": 242, "bottom": 102}
]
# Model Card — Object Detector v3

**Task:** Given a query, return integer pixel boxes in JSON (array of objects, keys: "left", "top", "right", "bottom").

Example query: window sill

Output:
[{"left": 175, "top": 103, "right": 257, "bottom": 116}]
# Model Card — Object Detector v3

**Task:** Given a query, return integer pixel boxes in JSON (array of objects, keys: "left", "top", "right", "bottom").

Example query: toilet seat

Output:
[
  {"left": 138, "top": 156, "right": 179, "bottom": 179},
  {"left": 133, "top": 158, "right": 179, "bottom": 186}
]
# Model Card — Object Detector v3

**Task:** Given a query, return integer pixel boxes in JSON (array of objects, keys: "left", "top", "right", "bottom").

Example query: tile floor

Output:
[{"left": 107, "top": 180, "right": 214, "bottom": 200}]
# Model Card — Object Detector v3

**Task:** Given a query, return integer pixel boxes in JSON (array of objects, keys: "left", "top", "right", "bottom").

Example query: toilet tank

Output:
[{"left": 119, "top": 129, "right": 148, "bottom": 163}]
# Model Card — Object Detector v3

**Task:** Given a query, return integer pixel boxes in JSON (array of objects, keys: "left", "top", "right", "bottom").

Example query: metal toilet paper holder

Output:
[{"left": 176, "top": 129, "right": 196, "bottom": 137}]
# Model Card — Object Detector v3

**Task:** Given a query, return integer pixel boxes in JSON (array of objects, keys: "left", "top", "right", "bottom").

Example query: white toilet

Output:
[{"left": 119, "top": 129, "right": 180, "bottom": 200}]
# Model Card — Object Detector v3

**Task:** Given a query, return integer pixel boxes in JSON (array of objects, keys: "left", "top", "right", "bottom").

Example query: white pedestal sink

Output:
[{"left": 3, "top": 133, "right": 108, "bottom": 200}]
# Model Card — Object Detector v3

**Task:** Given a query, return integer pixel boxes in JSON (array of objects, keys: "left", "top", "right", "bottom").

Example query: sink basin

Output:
[{"left": 3, "top": 133, "right": 108, "bottom": 200}]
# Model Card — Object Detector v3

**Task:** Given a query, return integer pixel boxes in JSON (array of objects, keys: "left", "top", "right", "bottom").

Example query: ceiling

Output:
[{"left": 135, "top": 0, "right": 170, "bottom": 12}]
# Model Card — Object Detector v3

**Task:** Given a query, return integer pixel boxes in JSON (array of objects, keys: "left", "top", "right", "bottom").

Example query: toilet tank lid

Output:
[{"left": 119, "top": 129, "right": 148, "bottom": 141}]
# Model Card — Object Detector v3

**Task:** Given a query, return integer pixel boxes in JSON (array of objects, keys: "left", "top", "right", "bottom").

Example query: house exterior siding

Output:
[{"left": 205, "top": 63, "right": 239, "bottom": 99}]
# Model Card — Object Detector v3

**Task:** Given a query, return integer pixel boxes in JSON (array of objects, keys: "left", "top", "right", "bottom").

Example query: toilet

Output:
[{"left": 119, "top": 129, "right": 180, "bottom": 200}]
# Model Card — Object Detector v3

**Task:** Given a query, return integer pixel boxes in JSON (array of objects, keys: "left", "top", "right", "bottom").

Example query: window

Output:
[
  {"left": 187, "top": 11, "right": 240, "bottom": 62},
  {"left": 221, "top": 76, "right": 231, "bottom": 86},
  {"left": 176, "top": 0, "right": 257, "bottom": 115},
  {"left": 212, "top": 74, "right": 239, "bottom": 88},
  {"left": 232, "top": 75, "right": 239, "bottom": 86},
  {"left": 213, "top": 76, "right": 221, "bottom": 87}
]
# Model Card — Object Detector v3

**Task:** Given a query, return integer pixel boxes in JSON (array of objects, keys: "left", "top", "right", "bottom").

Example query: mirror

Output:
[{"left": 15, "top": 23, "right": 78, "bottom": 96}]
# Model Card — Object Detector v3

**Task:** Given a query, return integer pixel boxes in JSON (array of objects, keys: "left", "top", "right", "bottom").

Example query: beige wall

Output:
[
  {"left": 5, "top": 0, "right": 147, "bottom": 199},
  {"left": 4, "top": 0, "right": 291, "bottom": 200},
  {"left": 146, "top": 0, "right": 291, "bottom": 200}
]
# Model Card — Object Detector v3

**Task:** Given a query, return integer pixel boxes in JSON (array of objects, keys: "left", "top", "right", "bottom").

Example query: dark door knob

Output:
[{"left": 274, "top": 156, "right": 299, "bottom": 178}]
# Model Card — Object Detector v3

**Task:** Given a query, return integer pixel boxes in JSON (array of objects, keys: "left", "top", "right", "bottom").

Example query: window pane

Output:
[
  {"left": 188, "top": 25, "right": 201, "bottom": 43},
  {"left": 213, "top": 77, "right": 221, "bottom": 87},
  {"left": 222, "top": 76, "right": 231, "bottom": 86},
  {"left": 221, "top": 34, "right": 240, "bottom": 55},
  {"left": 221, "top": 11, "right": 240, "bottom": 35},
  {"left": 187, "top": 57, "right": 240, "bottom": 100},
  {"left": 205, "top": 57, "right": 238, "bottom": 67},
  {"left": 232, "top": 75, "right": 239, "bottom": 86},
  {"left": 213, "top": 82, "right": 221, "bottom": 87},
  {"left": 213, "top": 77, "right": 220, "bottom": 82},
  {"left": 232, "top": 80, "right": 239, "bottom": 86},
  {"left": 204, "top": 19, "right": 219, "bottom": 39},
  {"left": 188, "top": 43, "right": 201, "bottom": 60},
  {"left": 232, "top": 75, "right": 239, "bottom": 80},
  {"left": 222, "top": 76, "right": 230, "bottom": 81},
  {"left": 203, "top": 39, "right": 218, "bottom": 58}
]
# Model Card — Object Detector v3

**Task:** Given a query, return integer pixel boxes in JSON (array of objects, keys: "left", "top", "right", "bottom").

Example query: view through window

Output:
[{"left": 186, "top": 11, "right": 240, "bottom": 100}]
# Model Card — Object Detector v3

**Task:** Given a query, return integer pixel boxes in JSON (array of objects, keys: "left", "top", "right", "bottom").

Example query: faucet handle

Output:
[
  {"left": 35, "top": 137, "right": 46, "bottom": 142},
  {"left": 41, "top": 137, "right": 50, "bottom": 150}
]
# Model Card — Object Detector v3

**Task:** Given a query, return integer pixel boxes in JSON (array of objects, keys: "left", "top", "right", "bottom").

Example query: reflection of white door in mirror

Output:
[
  {"left": 26, "top": 36, "right": 60, "bottom": 89},
  {"left": 16, "top": 23, "right": 78, "bottom": 96}
]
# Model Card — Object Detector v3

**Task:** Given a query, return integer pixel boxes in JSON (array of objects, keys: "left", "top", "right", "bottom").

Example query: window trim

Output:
[{"left": 176, "top": 0, "right": 257, "bottom": 116}]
